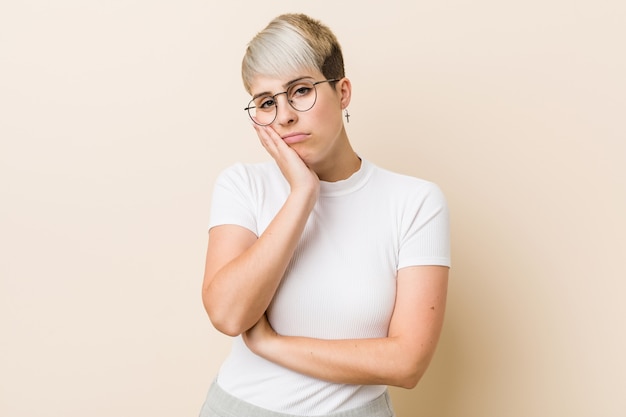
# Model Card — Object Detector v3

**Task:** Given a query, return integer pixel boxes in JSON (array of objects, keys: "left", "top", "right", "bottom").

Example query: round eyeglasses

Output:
[{"left": 245, "top": 79, "right": 338, "bottom": 126}]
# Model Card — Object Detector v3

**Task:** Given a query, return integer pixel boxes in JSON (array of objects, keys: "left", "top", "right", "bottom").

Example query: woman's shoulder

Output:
[
  {"left": 217, "top": 160, "right": 280, "bottom": 180},
  {"left": 215, "top": 160, "right": 285, "bottom": 191},
  {"left": 219, "top": 160, "right": 277, "bottom": 175},
  {"left": 368, "top": 161, "right": 443, "bottom": 197}
]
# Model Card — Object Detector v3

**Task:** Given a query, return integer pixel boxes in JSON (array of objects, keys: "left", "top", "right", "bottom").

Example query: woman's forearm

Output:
[
  {"left": 244, "top": 267, "right": 448, "bottom": 387},
  {"left": 247, "top": 331, "right": 434, "bottom": 389},
  {"left": 203, "top": 189, "right": 317, "bottom": 336}
]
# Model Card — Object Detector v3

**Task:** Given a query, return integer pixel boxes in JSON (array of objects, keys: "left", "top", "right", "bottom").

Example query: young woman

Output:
[{"left": 200, "top": 13, "right": 450, "bottom": 417}]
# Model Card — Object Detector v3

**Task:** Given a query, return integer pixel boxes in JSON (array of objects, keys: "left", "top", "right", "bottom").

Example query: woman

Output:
[{"left": 200, "top": 13, "right": 450, "bottom": 417}]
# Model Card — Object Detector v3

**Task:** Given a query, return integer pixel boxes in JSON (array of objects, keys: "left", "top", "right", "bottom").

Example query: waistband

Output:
[{"left": 200, "top": 380, "right": 395, "bottom": 417}]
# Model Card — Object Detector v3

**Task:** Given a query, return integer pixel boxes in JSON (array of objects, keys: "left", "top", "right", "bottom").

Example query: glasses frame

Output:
[{"left": 244, "top": 79, "right": 339, "bottom": 126}]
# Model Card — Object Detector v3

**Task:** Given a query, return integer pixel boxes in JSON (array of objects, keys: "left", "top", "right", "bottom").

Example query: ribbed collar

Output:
[{"left": 319, "top": 158, "right": 373, "bottom": 197}]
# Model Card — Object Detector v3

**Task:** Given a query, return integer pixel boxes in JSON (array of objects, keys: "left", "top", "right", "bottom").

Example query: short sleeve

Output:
[
  {"left": 208, "top": 164, "right": 258, "bottom": 235},
  {"left": 397, "top": 182, "right": 451, "bottom": 269}
]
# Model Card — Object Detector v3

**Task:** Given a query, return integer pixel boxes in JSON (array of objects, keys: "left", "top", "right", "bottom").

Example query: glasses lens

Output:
[
  {"left": 287, "top": 81, "right": 317, "bottom": 112},
  {"left": 247, "top": 97, "right": 276, "bottom": 126},
  {"left": 246, "top": 80, "right": 320, "bottom": 125}
]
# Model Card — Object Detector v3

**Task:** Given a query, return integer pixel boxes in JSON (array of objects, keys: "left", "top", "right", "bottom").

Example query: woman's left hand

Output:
[{"left": 243, "top": 313, "right": 277, "bottom": 355}]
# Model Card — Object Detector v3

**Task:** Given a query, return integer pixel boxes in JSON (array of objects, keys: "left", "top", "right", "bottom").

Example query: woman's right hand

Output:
[
  {"left": 252, "top": 124, "right": 320, "bottom": 200},
  {"left": 203, "top": 125, "right": 321, "bottom": 336}
]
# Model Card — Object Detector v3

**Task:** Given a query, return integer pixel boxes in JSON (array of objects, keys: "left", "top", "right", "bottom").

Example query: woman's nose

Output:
[{"left": 274, "top": 94, "right": 297, "bottom": 126}]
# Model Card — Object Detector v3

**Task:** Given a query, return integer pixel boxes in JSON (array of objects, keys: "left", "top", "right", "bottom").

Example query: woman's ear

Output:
[{"left": 337, "top": 77, "right": 352, "bottom": 109}]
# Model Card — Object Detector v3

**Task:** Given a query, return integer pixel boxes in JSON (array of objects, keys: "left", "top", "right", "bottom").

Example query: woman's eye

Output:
[
  {"left": 292, "top": 86, "right": 312, "bottom": 96},
  {"left": 258, "top": 98, "right": 275, "bottom": 109}
]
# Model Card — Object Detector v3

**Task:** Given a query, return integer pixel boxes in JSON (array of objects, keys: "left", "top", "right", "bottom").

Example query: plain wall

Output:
[{"left": 1, "top": 1, "right": 624, "bottom": 416}]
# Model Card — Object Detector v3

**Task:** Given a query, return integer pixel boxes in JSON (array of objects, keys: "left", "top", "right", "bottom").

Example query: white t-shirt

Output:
[{"left": 208, "top": 158, "right": 450, "bottom": 415}]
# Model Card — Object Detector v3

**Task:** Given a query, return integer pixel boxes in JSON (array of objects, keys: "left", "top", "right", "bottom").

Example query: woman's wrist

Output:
[
  {"left": 288, "top": 185, "right": 319, "bottom": 211},
  {"left": 256, "top": 331, "right": 281, "bottom": 360},
  {"left": 243, "top": 315, "right": 281, "bottom": 359}
]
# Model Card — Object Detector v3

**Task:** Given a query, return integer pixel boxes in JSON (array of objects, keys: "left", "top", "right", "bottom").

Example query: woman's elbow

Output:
[
  {"left": 209, "top": 315, "right": 245, "bottom": 337},
  {"left": 205, "top": 304, "right": 249, "bottom": 337},
  {"left": 203, "top": 294, "right": 247, "bottom": 336},
  {"left": 390, "top": 358, "right": 430, "bottom": 389},
  {"left": 396, "top": 372, "right": 421, "bottom": 389}
]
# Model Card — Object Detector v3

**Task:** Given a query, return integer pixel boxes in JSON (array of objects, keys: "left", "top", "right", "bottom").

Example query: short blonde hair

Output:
[{"left": 241, "top": 14, "right": 345, "bottom": 93}]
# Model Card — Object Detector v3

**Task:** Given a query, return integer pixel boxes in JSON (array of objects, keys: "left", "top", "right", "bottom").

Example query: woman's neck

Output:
[{"left": 315, "top": 146, "right": 361, "bottom": 182}]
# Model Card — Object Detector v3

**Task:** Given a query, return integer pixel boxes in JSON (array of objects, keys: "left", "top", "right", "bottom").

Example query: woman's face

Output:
[{"left": 248, "top": 69, "right": 351, "bottom": 170}]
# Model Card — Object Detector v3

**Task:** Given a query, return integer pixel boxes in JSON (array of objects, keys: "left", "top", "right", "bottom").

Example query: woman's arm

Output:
[
  {"left": 202, "top": 125, "right": 319, "bottom": 337},
  {"left": 243, "top": 265, "right": 449, "bottom": 388},
  {"left": 202, "top": 193, "right": 313, "bottom": 336}
]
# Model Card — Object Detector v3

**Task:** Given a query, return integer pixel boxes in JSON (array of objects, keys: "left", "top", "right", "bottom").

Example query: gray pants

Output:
[{"left": 199, "top": 381, "right": 396, "bottom": 417}]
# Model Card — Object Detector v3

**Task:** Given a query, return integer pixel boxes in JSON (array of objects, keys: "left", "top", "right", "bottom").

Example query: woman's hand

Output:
[
  {"left": 252, "top": 124, "right": 320, "bottom": 198},
  {"left": 243, "top": 313, "right": 278, "bottom": 355}
]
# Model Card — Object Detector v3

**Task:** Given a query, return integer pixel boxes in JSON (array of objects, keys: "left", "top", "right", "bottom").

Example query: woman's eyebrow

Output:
[
  {"left": 252, "top": 91, "right": 272, "bottom": 100},
  {"left": 252, "top": 76, "right": 314, "bottom": 100},
  {"left": 283, "top": 76, "right": 312, "bottom": 88}
]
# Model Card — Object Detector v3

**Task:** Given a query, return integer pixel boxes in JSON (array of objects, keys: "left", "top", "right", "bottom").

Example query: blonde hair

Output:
[{"left": 241, "top": 14, "right": 345, "bottom": 93}]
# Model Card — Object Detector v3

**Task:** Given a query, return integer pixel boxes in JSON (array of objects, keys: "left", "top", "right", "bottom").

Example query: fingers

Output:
[
  {"left": 251, "top": 123, "right": 302, "bottom": 168},
  {"left": 252, "top": 123, "right": 283, "bottom": 157},
  {"left": 250, "top": 123, "right": 319, "bottom": 195}
]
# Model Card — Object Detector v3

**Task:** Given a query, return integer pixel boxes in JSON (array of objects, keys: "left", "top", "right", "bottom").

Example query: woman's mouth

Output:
[{"left": 281, "top": 132, "right": 309, "bottom": 144}]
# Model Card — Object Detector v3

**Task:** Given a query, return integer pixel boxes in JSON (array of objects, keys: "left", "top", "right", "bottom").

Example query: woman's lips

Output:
[{"left": 282, "top": 132, "right": 309, "bottom": 144}]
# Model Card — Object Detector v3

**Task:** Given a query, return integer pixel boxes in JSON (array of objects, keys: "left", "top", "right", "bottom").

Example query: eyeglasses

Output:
[{"left": 245, "top": 79, "right": 338, "bottom": 126}]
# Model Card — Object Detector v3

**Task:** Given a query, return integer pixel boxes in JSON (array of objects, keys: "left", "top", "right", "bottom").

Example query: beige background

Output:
[{"left": 1, "top": 1, "right": 625, "bottom": 416}]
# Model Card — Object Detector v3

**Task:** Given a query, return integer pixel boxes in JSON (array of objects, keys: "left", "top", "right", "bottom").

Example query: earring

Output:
[{"left": 344, "top": 109, "right": 350, "bottom": 123}]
